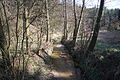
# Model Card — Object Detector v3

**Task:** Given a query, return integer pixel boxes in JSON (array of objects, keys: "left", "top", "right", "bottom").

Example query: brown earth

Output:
[
  {"left": 48, "top": 30, "right": 120, "bottom": 80},
  {"left": 49, "top": 44, "right": 80, "bottom": 80}
]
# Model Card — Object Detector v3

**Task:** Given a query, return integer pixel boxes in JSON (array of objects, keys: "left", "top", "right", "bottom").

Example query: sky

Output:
[{"left": 76, "top": 0, "right": 120, "bottom": 9}]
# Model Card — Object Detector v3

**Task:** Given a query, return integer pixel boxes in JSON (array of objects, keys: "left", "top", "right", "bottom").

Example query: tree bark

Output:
[
  {"left": 21, "top": 0, "right": 27, "bottom": 79},
  {"left": 63, "top": 0, "right": 68, "bottom": 40},
  {"left": 0, "top": 18, "right": 13, "bottom": 80},
  {"left": 45, "top": 0, "right": 50, "bottom": 42},
  {"left": 107, "top": 11, "right": 112, "bottom": 31},
  {"left": 2, "top": 2, "right": 11, "bottom": 49},
  {"left": 87, "top": 0, "right": 105, "bottom": 52},
  {"left": 118, "top": 10, "right": 120, "bottom": 27},
  {"left": 13, "top": 0, "right": 20, "bottom": 67},
  {"left": 72, "top": 0, "right": 85, "bottom": 47}
]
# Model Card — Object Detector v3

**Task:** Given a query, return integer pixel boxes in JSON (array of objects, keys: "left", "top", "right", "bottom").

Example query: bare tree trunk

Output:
[
  {"left": 13, "top": 0, "right": 19, "bottom": 67},
  {"left": 1, "top": 2, "right": 11, "bottom": 49},
  {"left": 87, "top": 0, "right": 105, "bottom": 52},
  {"left": 21, "top": 0, "right": 27, "bottom": 79},
  {"left": 26, "top": 10, "right": 29, "bottom": 54},
  {"left": 45, "top": 0, "right": 50, "bottom": 42},
  {"left": 118, "top": 10, "right": 120, "bottom": 28},
  {"left": 73, "top": 0, "right": 77, "bottom": 44},
  {"left": 1, "top": 2, "right": 13, "bottom": 79},
  {"left": 63, "top": 0, "right": 67, "bottom": 40},
  {"left": 107, "top": 11, "right": 112, "bottom": 31},
  {"left": 37, "top": 27, "right": 42, "bottom": 49},
  {"left": 72, "top": 0, "right": 85, "bottom": 47},
  {"left": 0, "top": 18, "right": 13, "bottom": 80}
]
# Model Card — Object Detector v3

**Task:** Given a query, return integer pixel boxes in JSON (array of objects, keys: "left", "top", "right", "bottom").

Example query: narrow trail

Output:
[{"left": 49, "top": 44, "right": 78, "bottom": 80}]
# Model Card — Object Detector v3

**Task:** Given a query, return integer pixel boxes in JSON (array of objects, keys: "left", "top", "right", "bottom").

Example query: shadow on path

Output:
[{"left": 49, "top": 44, "right": 77, "bottom": 80}]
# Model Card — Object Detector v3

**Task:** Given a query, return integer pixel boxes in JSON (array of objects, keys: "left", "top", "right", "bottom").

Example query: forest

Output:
[{"left": 0, "top": 0, "right": 120, "bottom": 80}]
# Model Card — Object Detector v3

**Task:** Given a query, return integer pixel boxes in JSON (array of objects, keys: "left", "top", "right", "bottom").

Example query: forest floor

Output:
[
  {"left": 49, "top": 44, "right": 79, "bottom": 80},
  {"left": 1, "top": 30, "right": 120, "bottom": 80},
  {"left": 96, "top": 30, "right": 120, "bottom": 52},
  {"left": 98, "top": 30, "right": 120, "bottom": 43},
  {"left": 48, "top": 30, "right": 120, "bottom": 80}
]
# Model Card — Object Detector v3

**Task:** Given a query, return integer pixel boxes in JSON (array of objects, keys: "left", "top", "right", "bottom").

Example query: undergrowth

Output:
[
  {"left": 72, "top": 40, "right": 120, "bottom": 80},
  {"left": 75, "top": 51, "right": 120, "bottom": 80},
  {"left": 95, "top": 40, "right": 120, "bottom": 52}
]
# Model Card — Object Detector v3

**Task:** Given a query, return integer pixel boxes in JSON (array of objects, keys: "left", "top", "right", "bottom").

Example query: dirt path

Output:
[
  {"left": 49, "top": 44, "right": 78, "bottom": 80},
  {"left": 48, "top": 31, "right": 120, "bottom": 80}
]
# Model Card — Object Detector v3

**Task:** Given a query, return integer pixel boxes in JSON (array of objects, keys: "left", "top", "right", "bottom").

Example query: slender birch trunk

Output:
[{"left": 45, "top": 0, "right": 50, "bottom": 42}]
